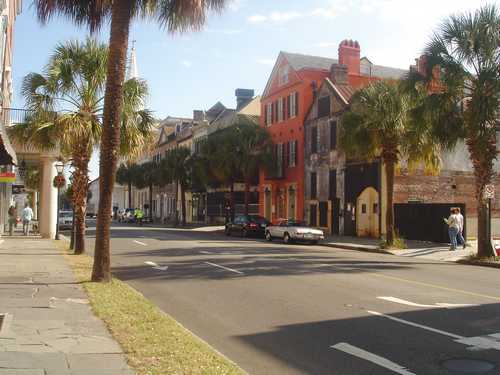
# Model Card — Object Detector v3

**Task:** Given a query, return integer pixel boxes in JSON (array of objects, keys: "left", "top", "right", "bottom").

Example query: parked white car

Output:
[
  {"left": 265, "top": 219, "right": 324, "bottom": 245},
  {"left": 58, "top": 211, "right": 73, "bottom": 230}
]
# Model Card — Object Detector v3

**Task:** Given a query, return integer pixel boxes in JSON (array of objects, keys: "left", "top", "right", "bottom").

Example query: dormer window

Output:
[{"left": 279, "top": 65, "right": 289, "bottom": 86}]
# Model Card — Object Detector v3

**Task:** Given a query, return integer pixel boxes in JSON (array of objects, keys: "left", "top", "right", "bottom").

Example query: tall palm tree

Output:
[
  {"left": 159, "top": 147, "right": 192, "bottom": 226},
  {"left": 341, "top": 80, "right": 441, "bottom": 246},
  {"left": 406, "top": 4, "right": 499, "bottom": 257},
  {"left": 33, "top": 0, "right": 228, "bottom": 282},
  {"left": 134, "top": 161, "right": 160, "bottom": 222},
  {"left": 9, "top": 38, "right": 154, "bottom": 255}
]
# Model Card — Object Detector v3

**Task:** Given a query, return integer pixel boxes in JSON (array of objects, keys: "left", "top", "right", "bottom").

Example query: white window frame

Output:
[
  {"left": 289, "top": 92, "right": 297, "bottom": 119},
  {"left": 278, "top": 98, "right": 283, "bottom": 122},
  {"left": 266, "top": 103, "right": 272, "bottom": 126},
  {"left": 289, "top": 141, "right": 296, "bottom": 167}
]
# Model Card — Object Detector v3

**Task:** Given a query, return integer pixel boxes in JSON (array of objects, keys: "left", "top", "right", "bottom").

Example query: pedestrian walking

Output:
[
  {"left": 8, "top": 205, "right": 17, "bottom": 236},
  {"left": 455, "top": 207, "right": 466, "bottom": 249},
  {"left": 444, "top": 207, "right": 460, "bottom": 251},
  {"left": 21, "top": 203, "right": 34, "bottom": 236},
  {"left": 135, "top": 207, "right": 144, "bottom": 226}
]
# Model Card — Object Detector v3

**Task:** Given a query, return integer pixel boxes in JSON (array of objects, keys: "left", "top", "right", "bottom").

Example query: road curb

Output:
[
  {"left": 456, "top": 259, "right": 500, "bottom": 269},
  {"left": 321, "top": 242, "right": 391, "bottom": 254}
]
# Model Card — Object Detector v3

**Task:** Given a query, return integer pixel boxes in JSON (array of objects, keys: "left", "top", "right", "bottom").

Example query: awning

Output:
[{"left": 0, "top": 120, "right": 17, "bottom": 165}]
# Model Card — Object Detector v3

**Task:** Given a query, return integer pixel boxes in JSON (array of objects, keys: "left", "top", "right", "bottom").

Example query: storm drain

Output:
[{"left": 441, "top": 358, "right": 496, "bottom": 373}]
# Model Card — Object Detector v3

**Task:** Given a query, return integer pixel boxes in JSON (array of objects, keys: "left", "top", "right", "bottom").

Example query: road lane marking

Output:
[
  {"left": 144, "top": 261, "right": 168, "bottom": 271},
  {"left": 367, "top": 310, "right": 464, "bottom": 339},
  {"left": 204, "top": 262, "right": 243, "bottom": 275},
  {"left": 331, "top": 342, "right": 416, "bottom": 375},
  {"left": 371, "top": 273, "right": 500, "bottom": 301},
  {"left": 378, "top": 296, "right": 477, "bottom": 309},
  {"left": 133, "top": 240, "right": 147, "bottom": 246},
  {"left": 199, "top": 251, "right": 212, "bottom": 254}
]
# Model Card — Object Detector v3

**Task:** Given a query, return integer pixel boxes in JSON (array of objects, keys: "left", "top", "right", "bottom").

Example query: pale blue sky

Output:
[{"left": 12, "top": 0, "right": 489, "bottom": 178}]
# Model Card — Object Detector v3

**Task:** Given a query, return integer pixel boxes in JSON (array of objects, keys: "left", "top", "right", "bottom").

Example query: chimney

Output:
[
  {"left": 235, "top": 88, "right": 254, "bottom": 110},
  {"left": 338, "top": 39, "right": 360, "bottom": 76},
  {"left": 330, "top": 63, "right": 348, "bottom": 84},
  {"left": 193, "top": 110, "right": 205, "bottom": 122}
]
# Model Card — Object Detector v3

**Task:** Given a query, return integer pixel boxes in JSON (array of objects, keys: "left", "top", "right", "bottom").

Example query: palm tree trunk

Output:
[
  {"left": 149, "top": 184, "right": 153, "bottom": 222},
  {"left": 128, "top": 181, "right": 132, "bottom": 208},
  {"left": 180, "top": 183, "right": 186, "bottom": 226},
  {"left": 477, "top": 190, "right": 495, "bottom": 258},
  {"left": 92, "top": 0, "right": 133, "bottom": 282},
  {"left": 384, "top": 159, "right": 396, "bottom": 246},
  {"left": 72, "top": 146, "right": 90, "bottom": 255},
  {"left": 244, "top": 179, "right": 250, "bottom": 215},
  {"left": 230, "top": 180, "right": 235, "bottom": 221}
]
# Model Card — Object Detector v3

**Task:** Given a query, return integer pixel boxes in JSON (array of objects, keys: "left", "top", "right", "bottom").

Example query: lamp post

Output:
[{"left": 54, "top": 161, "right": 64, "bottom": 240}]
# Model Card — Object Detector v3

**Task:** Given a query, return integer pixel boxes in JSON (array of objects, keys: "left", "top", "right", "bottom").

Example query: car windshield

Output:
[
  {"left": 59, "top": 212, "right": 72, "bottom": 218},
  {"left": 287, "top": 220, "right": 307, "bottom": 227},
  {"left": 249, "top": 215, "right": 269, "bottom": 224}
]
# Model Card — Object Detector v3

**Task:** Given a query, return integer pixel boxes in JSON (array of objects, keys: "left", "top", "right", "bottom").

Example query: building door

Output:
[
  {"left": 264, "top": 189, "right": 272, "bottom": 221},
  {"left": 331, "top": 198, "right": 340, "bottom": 235},
  {"left": 309, "top": 204, "right": 317, "bottom": 226},
  {"left": 277, "top": 189, "right": 285, "bottom": 219},
  {"left": 287, "top": 187, "right": 296, "bottom": 220},
  {"left": 356, "top": 187, "right": 379, "bottom": 237}
]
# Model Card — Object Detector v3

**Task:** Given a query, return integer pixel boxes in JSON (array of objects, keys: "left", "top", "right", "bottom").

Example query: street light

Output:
[{"left": 54, "top": 161, "right": 65, "bottom": 240}]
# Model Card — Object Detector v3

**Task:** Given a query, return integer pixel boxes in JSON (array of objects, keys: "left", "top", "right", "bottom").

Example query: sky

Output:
[{"left": 12, "top": 0, "right": 491, "bottom": 179}]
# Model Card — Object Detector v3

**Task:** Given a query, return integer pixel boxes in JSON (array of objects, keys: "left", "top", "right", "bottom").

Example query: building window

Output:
[
  {"left": 278, "top": 97, "right": 284, "bottom": 122},
  {"left": 276, "top": 143, "right": 284, "bottom": 178},
  {"left": 310, "top": 172, "right": 317, "bottom": 199},
  {"left": 311, "top": 127, "right": 318, "bottom": 154},
  {"left": 289, "top": 92, "right": 298, "bottom": 118},
  {"left": 330, "top": 120, "right": 337, "bottom": 150},
  {"left": 273, "top": 101, "right": 278, "bottom": 123},
  {"left": 266, "top": 103, "right": 272, "bottom": 125},
  {"left": 288, "top": 140, "right": 297, "bottom": 167},
  {"left": 329, "top": 169, "right": 337, "bottom": 200},
  {"left": 279, "top": 65, "right": 289, "bottom": 86},
  {"left": 318, "top": 96, "right": 331, "bottom": 118}
]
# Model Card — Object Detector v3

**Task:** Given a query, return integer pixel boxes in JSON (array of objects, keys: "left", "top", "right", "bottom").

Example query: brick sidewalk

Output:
[{"left": 0, "top": 238, "right": 134, "bottom": 375}]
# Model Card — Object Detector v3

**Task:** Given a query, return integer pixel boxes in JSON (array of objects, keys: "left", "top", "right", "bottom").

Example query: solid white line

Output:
[
  {"left": 199, "top": 251, "right": 212, "bottom": 254},
  {"left": 367, "top": 310, "right": 464, "bottom": 339},
  {"left": 204, "top": 262, "right": 244, "bottom": 275},
  {"left": 331, "top": 342, "right": 416, "bottom": 375},
  {"left": 144, "top": 261, "right": 158, "bottom": 267},
  {"left": 378, "top": 296, "right": 477, "bottom": 309},
  {"left": 133, "top": 240, "right": 147, "bottom": 246}
]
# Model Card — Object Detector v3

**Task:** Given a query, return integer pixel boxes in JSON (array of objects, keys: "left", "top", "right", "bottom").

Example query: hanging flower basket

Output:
[{"left": 53, "top": 174, "right": 66, "bottom": 188}]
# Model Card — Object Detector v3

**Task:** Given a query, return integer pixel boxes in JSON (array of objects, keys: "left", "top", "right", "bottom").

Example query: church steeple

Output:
[{"left": 126, "top": 40, "right": 138, "bottom": 80}]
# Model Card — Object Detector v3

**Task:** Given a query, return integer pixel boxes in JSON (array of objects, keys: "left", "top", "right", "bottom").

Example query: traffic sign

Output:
[{"left": 483, "top": 184, "right": 495, "bottom": 199}]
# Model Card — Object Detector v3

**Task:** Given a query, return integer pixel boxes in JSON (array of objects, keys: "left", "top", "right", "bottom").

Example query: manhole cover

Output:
[{"left": 442, "top": 359, "right": 496, "bottom": 373}]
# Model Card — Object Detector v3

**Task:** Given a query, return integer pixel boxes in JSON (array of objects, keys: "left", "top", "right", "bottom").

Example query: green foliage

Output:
[
  {"left": 380, "top": 231, "right": 407, "bottom": 250},
  {"left": 24, "top": 167, "right": 40, "bottom": 191}
]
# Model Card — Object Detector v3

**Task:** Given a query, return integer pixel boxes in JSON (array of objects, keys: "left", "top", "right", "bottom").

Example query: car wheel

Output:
[
  {"left": 265, "top": 231, "right": 272, "bottom": 241},
  {"left": 284, "top": 233, "right": 293, "bottom": 244},
  {"left": 242, "top": 228, "right": 248, "bottom": 237},
  {"left": 225, "top": 227, "right": 231, "bottom": 236}
]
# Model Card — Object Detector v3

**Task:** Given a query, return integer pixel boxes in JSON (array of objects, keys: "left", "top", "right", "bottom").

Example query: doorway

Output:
[{"left": 356, "top": 187, "right": 379, "bottom": 237}]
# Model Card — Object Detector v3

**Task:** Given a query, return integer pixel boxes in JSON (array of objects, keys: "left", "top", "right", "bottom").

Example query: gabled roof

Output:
[
  {"left": 282, "top": 51, "right": 338, "bottom": 72},
  {"left": 324, "top": 78, "right": 356, "bottom": 105}
]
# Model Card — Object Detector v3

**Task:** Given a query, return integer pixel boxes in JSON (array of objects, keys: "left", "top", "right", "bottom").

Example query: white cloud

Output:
[
  {"left": 256, "top": 59, "right": 275, "bottom": 66},
  {"left": 248, "top": 14, "right": 267, "bottom": 23},
  {"left": 228, "top": 0, "right": 245, "bottom": 11},
  {"left": 248, "top": 11, "right": 302, "bottom": 24},
  {"left": 181, "top": 60, "right": 193, "bottom": 68}
]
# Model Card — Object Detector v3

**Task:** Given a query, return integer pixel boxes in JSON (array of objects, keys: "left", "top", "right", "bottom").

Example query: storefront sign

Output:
[{"left": 12, "top": 184, "right": 25, "bottom": 194}]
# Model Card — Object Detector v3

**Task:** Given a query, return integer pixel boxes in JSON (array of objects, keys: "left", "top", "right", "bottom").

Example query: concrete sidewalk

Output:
[
  {"left": 0, "top": 238, "right": 134, "bottom": 375},
  {"left": 322, "top": 234, "right": 479, "bottom": 262}
]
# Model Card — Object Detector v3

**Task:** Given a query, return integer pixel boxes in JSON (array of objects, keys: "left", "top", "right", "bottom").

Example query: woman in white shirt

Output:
[{"left": 444, "top": 208, "right": 460, "bottom": 251}]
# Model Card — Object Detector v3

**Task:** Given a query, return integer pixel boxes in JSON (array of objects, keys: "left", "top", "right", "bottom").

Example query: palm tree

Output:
[
  {"left": 159, "top": 147, "right": 192, "bottom": 226},
  {"left": 33, "top": 0, "right": 228, "bottom": 282},
  {"left": 116, "top": 163, "right": 140, "bottom": 208},
  {"left": 9, "top": 38, "right": 154, "bottom": 255},
  {"left": 341, "top": 80, "right": 441, "bottom": 247},
  {"left": 405, "top": 4, "right": 499, "bottom": 257},
  {"left": 134, "top": 161, "right": 160, "bottom": 222}
]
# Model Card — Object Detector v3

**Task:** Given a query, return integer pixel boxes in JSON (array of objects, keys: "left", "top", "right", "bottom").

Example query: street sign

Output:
[{"left": 483, "top": 184, "right": 495, "bottom": 199}]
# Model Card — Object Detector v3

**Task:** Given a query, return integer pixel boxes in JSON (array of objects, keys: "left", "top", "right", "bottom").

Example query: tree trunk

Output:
[
  {"left": 72, "top": 145, "right": 90, "bottom": 255},
  {"left": 180, "top": 183, "right": 186, "bottom": 226},
  {"left": 128, "top": 181, "right": 132, "bottom": 208},
  {"left": 385, "top": 159, "right": 395, "bottom": 246},
  {"left": 92, "top": 0, "right": 132, "bottom": 282},
  {"left": 477, "top": 194, "right": 495, "bottom": 258},
  {"left": 230, "top": 181, "right": 235, "bottom": 221},
  {"left": 244, "top": 179, "right": 250, "bottom": 216},
  {"left": 149, "top": 184, "right": 153, "bottom": 222}
]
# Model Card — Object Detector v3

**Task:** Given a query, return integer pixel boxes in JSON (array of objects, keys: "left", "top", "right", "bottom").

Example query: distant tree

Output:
[
  {"left": 134, "top": 161, "right": 160, "bottom": 222},
  {"left": 117, "top": 163, "right": 140, "bottom": 208},
  {"left": 404, "top": 4, "right": 499, "bottom": 257}
]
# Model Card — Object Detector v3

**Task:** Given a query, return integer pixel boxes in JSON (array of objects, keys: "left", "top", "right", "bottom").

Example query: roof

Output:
[
  {"left": 281, "top": 51, "right": 406, "bottom": 79},
  {"left": 324, "top": 78, "right": 357, "bottom": 105}
]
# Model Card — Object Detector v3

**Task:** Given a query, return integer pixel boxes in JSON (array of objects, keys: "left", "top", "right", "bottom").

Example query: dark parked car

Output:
[{"left": 225, "top": 215, "right": 271, "bottom": 237}]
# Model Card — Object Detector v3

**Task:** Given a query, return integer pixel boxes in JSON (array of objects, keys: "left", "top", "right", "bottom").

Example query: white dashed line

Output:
[
  {"left": 133, "top": 240, "right": 147, "bottom": 246},
  {"left": 204, "top": 262, "right": 244, "bottom": 275},
  {"left": 331, "top": 342, "right": 416, "bottom": 375}
]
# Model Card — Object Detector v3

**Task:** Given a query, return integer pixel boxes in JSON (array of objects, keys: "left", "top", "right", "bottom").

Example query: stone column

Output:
[
  {"left": 39, "top": 157, "right": 58, "bottom": 238},
  {"left": 32, "top": 191, "right": 38, "bottom": 220}
]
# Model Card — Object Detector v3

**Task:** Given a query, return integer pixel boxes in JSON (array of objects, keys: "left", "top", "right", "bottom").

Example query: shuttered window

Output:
[
  {"left": 288, "top": 140, "right": 297, "bottom": 167},
  {"left": 330, "top": 120, "right": 337, "bottom": 150},
  {"left": 289, "top": 92, "right": 298, "bottom": 118},
  {"left": 276, "top": 143, "right": 284, "bottom": 178},
  {"left": 278, "top": 97, "right": 284, "bottom": 122},
  {"left": 311, "top": 127, "right": 318, "bottom": 154},
  {"left": 318, "top": 96, "right": 330, "bottom": 118},
  {"left": 310, "top": 172, "right": 317, "bottom": 199}
]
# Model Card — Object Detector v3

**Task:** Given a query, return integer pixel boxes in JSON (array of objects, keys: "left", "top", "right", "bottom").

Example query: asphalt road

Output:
[{"left": 83, "top": 223, "right": 500, "bottom": 375}]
